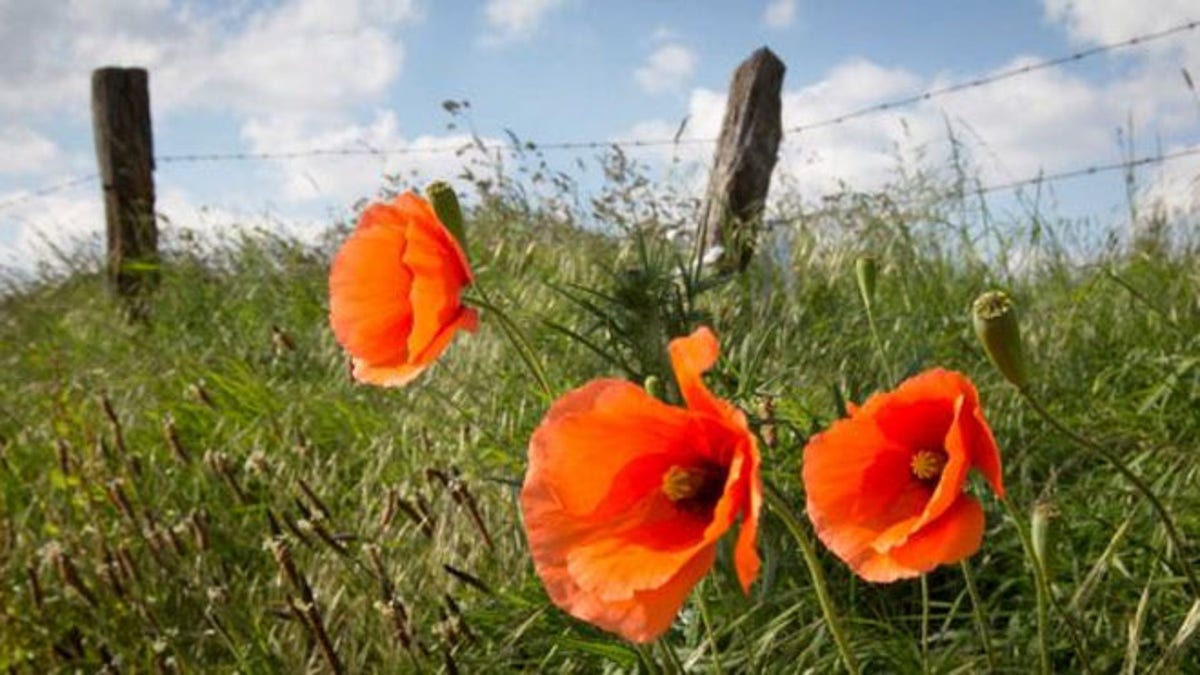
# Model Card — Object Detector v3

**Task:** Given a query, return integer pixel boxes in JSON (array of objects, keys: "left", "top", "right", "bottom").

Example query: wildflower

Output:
[
  {"left": 520, "top": 327, "right": 761, "bottom": 643},
  {"left": 329, "top": 192, "right": 478, "bottom": 387},
  {"left": 802, "top": 369, "right": 1004, "bottom": 582}
]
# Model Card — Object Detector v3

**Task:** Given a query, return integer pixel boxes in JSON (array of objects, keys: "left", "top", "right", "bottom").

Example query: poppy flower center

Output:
[
  {"left": 910, "top": 449, "right": 948, "bottom": 481},
  {"left": 661, "top": 463, "right": 726, "bottom": 511}
]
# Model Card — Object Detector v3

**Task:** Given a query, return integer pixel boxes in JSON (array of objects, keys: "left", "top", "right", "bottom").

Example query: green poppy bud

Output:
[
  {"left": 855, "top": 256, "right": 878, "bottom": 310},
  {"left": 972, "top": 290, "right": 1028, "bottom": 389},
  {"left": 643, "top": 375, "right": 663, "bottom": 401},
  {"left": 426, "top": 181, "right": 467, "bottom": 251},
  {"left": 1031, "top": 499, "right": 1058, "bottom": 571}
]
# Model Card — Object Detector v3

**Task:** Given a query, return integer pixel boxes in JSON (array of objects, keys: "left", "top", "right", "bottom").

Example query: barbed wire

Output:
[
  {"left": 154, "top": 136, "right": 714, "bottom": 164},
  {"left": 3, "top": 18, "right": 1196, "bottom": 215},
  {"left": 969, "top": 145, "right": 1200, "bottom": 196},
  {"left": 786, "top": 18, "right": 1199, "bottom": 135},
  {"left": 150, "top": 17, "right": 1197, "bottom": 165},
  {"left": 0, "top": 174, "right": 98, "bottom": 214}
]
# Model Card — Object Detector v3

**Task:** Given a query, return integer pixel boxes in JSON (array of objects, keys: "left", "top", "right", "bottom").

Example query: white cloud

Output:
[
  {"left": 240, "top": 110, "right": 503, "bottom": 207},
  {"left": 617, "top": 2, "right": 1199, "bottom": 220},
  {"left": 0, "top": 128, "right": 61, "bottom": 174},
  {"left": 635, "top": 44, "right": 699, "bottom": 94},
  {"left": 762, "top": 0, "right": 797, "bottom": 30},
  {"left": 0, "top": 0, "right": 418, "bottom": 118},
  {"left": 480, "top": 0, "right": 568, "bottom": 45},
  {"left": 1043, "top": 0, "right": 1199, "bottom": 50},
  {"left": 620, "top": 40, "right": 1199, "bottom": 218},
  {"left": 0, "top": 186, "right": 104, "bottom": 273},
  {"left": 1137, "top": 143, "right": 1200, "bottom": 224}
]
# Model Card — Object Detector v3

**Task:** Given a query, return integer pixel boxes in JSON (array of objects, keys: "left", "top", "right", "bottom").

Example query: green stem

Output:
[
  {"left": 959, "top": 559, "right": 998, "bottom": 672},
  {"left": 656, "top": 639, "right": 685, "bottom": 675},
  {"left": 1001, "top": 499, "right": 1052, "bottom": 675},
  {"left": 634, "top": 643, "right": 662, "bottom": 675},
  {"left": 1017, "top": 387, "right": 1200, "bottom": 600},
  {"left": 763, "top": 482, "right": 860, "bottom": 675},
  {"left": 863, "top": 302, "right": 897, "bottom": 386},
  {"left": 920, "top": 574, "right": 931, "bottom": 675},
  {"left": 695, "top": 580, "right": 725, "bottom": 674},
  {"left": 465, "top": 285, "right": 554, "bottom": 399}
]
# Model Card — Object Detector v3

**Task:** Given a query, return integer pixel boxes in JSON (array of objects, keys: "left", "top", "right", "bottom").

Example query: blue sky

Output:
[{"left": 1, "top": 0, "right": 1198, "bottom": 268}]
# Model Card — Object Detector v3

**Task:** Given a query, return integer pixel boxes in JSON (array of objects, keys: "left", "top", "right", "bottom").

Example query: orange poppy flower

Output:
[
  {"left": 802, "top": 369, "right": 1004, "bottom": 582},
  {"left": 328, "top": 192, "right": 478, "bottom": 387},
  {"left": 520, "top": 327, "right": 761, "bottom": 643}
]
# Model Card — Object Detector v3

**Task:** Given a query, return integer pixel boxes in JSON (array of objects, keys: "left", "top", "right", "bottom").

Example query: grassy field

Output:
[{"left": 2, "top": 168, "right": 1198, "bottom": 672}]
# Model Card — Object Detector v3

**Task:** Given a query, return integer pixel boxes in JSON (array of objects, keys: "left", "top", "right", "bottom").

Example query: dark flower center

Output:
[
  {"left": 661, "top": 462, "right": 727, "bottom": 513},
  {"left": 910, "top": 449, "right": 948, "bottom": 482}
]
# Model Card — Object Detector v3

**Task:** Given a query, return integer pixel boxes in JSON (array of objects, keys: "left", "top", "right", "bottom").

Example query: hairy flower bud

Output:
[
  {"left": 426, "top": 181, "right": 467, "bottom": 250},
  {"left": 972, "top": 290, "right": 1028, "bottom": 388},
  {"left": 1031, "top": 499, "right": 1058, "bottom": 572},
  {"left": 855, "top": 256, "right": 878, "bottom": 309}
]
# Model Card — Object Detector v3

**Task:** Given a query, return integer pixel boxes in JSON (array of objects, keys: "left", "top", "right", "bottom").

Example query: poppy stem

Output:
[
  {"left": 959, "top": 560, "right": 998, "bottom": 671},
  {"left": 655, "top": 639, "right": 685, "bottom": 674},
  {"left": 920, "top": 574, "right": 931, "bottom": 674},
  {"left": 1000, "top": 498, "right": 1053, "bottom": 675},
  {"left": 763, "top": 481, "right": 860, "bottom": 675},
  {"left": 863, "top": 301, "right": 897, "bottom": 386},
  {"left": 464, "top": 285, "right": 554, "bottom": 399},
  {"left": 634, "top": 643, "right": 663, "bottom": 675},
  {"left": 1016, "top": 387, "right": 1200, "bottom": 601},
  {"left": 695, "top": 580, "right": 725, "bottom": 674}
]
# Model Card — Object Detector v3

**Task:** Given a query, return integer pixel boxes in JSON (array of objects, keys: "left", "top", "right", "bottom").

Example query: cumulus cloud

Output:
[
  {"left": 635, "top": 44, "right": 699, "bottom": 94},
  {"left": 0, "top": 0, "right": 417, "bottom": 118},
  {"left": 0, "top": 128, "right": 62, "bottom": 174},
  {"left": 762, "top": 0, "right": 797, "bottom": 30},
  {"left": 620, "top": 39, "right": 1198, "bottom": 217},
  {"left": 1043, "top": 0, "right": 1199, "bottom": 51},
  {"left": 1040, "top": 0, "right": 1200, "bottom": 216},
  {"left": 480, "top": 0, "right": 568, "bottom": 45},
  {"left": 0, "top": 0, "right": 427, "bottom": 268},
  {"left": 239, "top": 110, "right": 505, "bottom": 207}
]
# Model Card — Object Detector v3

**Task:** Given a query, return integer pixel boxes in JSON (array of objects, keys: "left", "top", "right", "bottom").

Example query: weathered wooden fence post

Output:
[
  {"left": 699, "top": 47, "right": 785, "bottom": 272},
  {"left": 92, "top": 67, "right": 157, "bottom": 298}
]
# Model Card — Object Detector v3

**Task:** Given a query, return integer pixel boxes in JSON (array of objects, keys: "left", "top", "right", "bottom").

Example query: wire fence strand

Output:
[
  {"left": 0, "top": 174, "right": 99, "bottom": 213},
  {"left": 147, "top": 17, "right": 1197, "bottom": 165},
  {"left": 785, "top": 18, "right": 1199, "bottom": 135},
  {"left": 2, "top": 18, "right": 1197, "bottom": 216}
]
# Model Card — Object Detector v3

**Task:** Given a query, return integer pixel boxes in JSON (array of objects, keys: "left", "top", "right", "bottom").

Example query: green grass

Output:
[{"left": 1, "top": 175, "right": 1198, "bottom": 673}]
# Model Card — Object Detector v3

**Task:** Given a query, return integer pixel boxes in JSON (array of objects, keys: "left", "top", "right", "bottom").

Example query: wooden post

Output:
[
  {"left": 92, "top": 67, "right": 157, "bottom": 298},
  {"left": 699, "top": 47, "right": 785, "bottom": 272}
]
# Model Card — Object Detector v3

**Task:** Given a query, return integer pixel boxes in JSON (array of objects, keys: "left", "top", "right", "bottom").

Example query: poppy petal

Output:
[
  {"left": 804, "top": 416, "right": 928, "bottom": 565},
  {"left": 525, "top": 379, "right": 698, "bottom": 519},
  {"left": 389, "top": 192, "right": 472, "bottom": 281},
  {"left": 329, "top": 220, "right": 414, "bottom": 366},
  {"left": 669, "top": 327, "right": 737, "bottom": 421},
  {"left": 888, "top": 495, "right": 985, "bottom": 572},
  {"left": 402, "top": 208, "right": 475, "bottom": 359},
  {"left": 351, "top": 360, "right": 428, "bottom": 388},
  {"left": 969, "top": 405, "right": 1006, "bottom": 498},
  {"left": 803, "top": 368, "right": 1003, "bottom": 582},
  {"left": 536, "top": 540, "right": 717, "bottom": 644},
  {"left": 910, "top": 394, "right": 974, "bottom": 532},
  {"left": 861, "top": 369, "right": 962, "bottom": 457},
  {"left": 733, "top": 460, "right": 762, "bottom": 593},
  {"left": 852, "top": 497, "right": 984, "bottom": 583},
  {"left": 522, "top": 328, "right": 760, "bottom": 642}
]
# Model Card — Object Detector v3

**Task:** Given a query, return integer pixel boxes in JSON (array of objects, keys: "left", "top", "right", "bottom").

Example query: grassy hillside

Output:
[{"left": 2, "top": 177, "right": 1198, "bottom": 672}]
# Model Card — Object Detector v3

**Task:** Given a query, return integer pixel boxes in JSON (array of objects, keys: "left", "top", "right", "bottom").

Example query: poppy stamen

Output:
[
  {"left": 661, "top": 464, "right": 725, "bottom": 507},
  {"left": 910, "top": 449, "right": 948, "bottom": 481}
]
